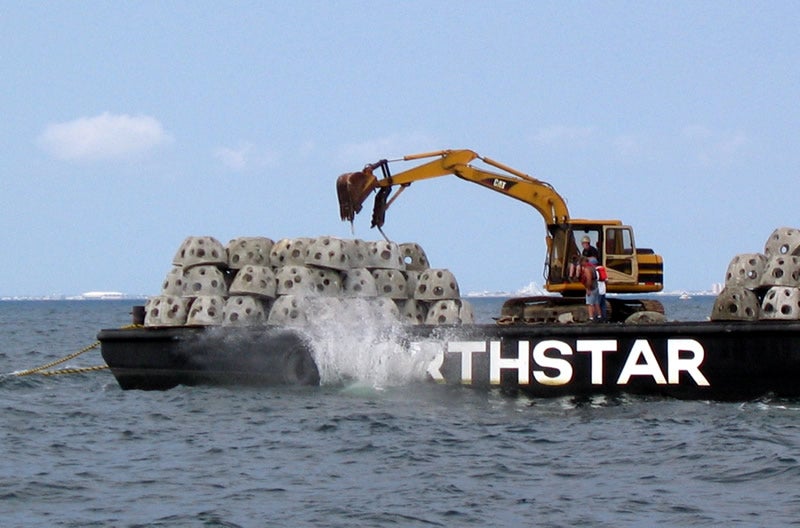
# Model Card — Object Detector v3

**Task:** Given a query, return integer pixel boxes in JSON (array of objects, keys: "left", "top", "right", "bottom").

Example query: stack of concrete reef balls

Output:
[
  {"left": 712, "top": 227, "right": 800, "bottom": 321},
  {"left": 144, "top": 236, "right": 271, "bottom": 327},
  {"left": 143, "top": 236, "right": 474, "bottom": 327}
]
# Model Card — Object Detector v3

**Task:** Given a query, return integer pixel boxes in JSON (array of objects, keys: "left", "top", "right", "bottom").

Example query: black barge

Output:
[{"left": 99, "top": 319, "right": 800, "bottom": 401}]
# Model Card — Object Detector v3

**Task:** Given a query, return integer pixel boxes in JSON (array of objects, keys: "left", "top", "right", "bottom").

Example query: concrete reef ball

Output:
[
  {"left": 425, "top": 299, "right": 474, "bottom": 325},
  {"left": 724, "top": 253, "right": 766, "bottom": 290},
  {"left": 760, "top": 255, "right": 800, "bottom": 288},
  {"left": 173, "top": 236, "right": 227, "bottom": 269},
  {"left": 186, "top": 295, "right": 225, "bottom": 326},
  {"left": 711, "top": 285, "right": 760, "bottom": 321},
  {"left": 342, "top": 268, "right": 378, "bottom": 297},
  {"left": 399, "top": 242, "right": 430, "bottom": 271},
  {"left": 761, "top": 286, "right": 800, "bottom": 320},
  {"left": 145, "top": 296, "right": 190, "bottom": 327},
  {"left": 275, "top": 265, "right": 317, "bottom": 296},
  {"left": 310, "top": 267, "right": 343, "bottom": 296},
  {"left": 226, "top": 237, "right": 274, "bottom": 269},
  {"left": 229, "top": 265, "right": 277, "bottom": 299},
  {"left": 223, "top": 295, "right": 268, "bottom": 326},
  {"left": 182, "top": 265, "right": 229, "bottom": 297},
  {"left": 764, "top": 227, "right": 800, "bottom": 259},
  {"left": 304, "top": 236, "right": 351, "bottom": 271},
  {"left": 415, "top": 269, "right": 461, "bottom": 300},
  {"left": 160, "top": 267, "right": 185, "bottom": 296},
  {"left": 371, "top": 269, "right": 408, "bottom": 299},
  {"left": 365, "top": 240, "right": 404, "bottom": 270},
  {"left": 397, "top": 299, "right": 427, "bottom": 324},
  {"left": 270, "top": 238, "right": 313, "bottom": 268}
]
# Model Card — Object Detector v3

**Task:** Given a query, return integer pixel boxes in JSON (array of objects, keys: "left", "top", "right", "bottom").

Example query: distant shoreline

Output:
[
  {"left": 0, "top": 295, "right": 148, "bottom": 301},
  {"left": 0, "top": 292, "right": 716, "bottom": 302}
]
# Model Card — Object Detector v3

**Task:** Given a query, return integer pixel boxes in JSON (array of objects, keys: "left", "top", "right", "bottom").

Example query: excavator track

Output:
[{"left": 496, "top": 296, "right": 665, "bottom": 325}]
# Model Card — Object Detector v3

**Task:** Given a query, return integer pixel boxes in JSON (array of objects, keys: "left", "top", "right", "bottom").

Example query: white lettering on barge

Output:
[{"left": 424, "top": 338, "right": 710, "bottom": 387}]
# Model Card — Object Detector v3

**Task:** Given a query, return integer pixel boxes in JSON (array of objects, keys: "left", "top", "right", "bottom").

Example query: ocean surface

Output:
[{"left": 2, "top": 296, "right": 800, "bottom": 527}]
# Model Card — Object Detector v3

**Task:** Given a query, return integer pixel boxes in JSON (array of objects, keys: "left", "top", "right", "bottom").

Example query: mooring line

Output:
[
  {"left": 39, "top": 365, "right": 110, "bottom": 376},
  {"left": 12, "top": 324, "right": 140, "bottom": 377},
  {"left": 13, "top": 342, "right": 101, "bottom": 377}
]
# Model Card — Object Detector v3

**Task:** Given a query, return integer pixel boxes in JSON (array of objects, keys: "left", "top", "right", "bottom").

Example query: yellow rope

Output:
[
  {"left": 39, "top": 365, "right": 110, "bottom": 376},
  {"left": 13, "top": 324, "right": 141, "bottom": 378},
  {"left": 14, "top": 342, "right": 101, "bottom": 376}
]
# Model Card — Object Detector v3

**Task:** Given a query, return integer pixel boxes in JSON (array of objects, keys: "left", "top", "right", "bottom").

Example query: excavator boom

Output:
[
  {"left": 337, "top": 149, "right": 570, "bottom": 228},
  {"left": 336, "top": 148, "right": 664, "bottom": 309}
]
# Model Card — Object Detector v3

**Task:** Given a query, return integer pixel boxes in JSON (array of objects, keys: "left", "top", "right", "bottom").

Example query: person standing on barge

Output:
[{"left": 580, "top": 256, "right": 601, "bottom": 322}]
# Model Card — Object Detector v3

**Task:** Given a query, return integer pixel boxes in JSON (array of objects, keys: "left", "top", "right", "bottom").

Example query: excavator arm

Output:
[
  {"left": 337, "top": 149, "right": 570, "bottom": 229},
  {"left": 336, "top": 148, "right": 664, "bottom": 317}
]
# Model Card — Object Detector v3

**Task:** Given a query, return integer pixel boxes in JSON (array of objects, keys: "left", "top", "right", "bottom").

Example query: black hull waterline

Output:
[
  {"left": 98, "top": 321, "right": 800, "bottom": 401},
  {"left": 98, "top": 327, "right": 321, "bottom": 391}
]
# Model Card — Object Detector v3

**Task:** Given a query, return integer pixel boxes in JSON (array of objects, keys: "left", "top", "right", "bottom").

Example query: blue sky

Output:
[{"left": 2, "top": 1, "right": 799, "bottom": 297}]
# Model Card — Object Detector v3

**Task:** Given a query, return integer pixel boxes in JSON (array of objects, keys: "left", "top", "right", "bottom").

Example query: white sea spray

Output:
[{"left": 299, "top": 298, "right": 440, "bottom": 389}]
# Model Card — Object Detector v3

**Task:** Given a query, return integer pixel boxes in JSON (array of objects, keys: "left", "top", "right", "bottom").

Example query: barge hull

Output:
[
  {"left": 406, "top": 322, "right": 800, "bottom": 401},
  {"left": 98, "top": 326, "right": 319, "bottom": 390},
  {"left": 99, "top": 321, "right": 800, "bottom": 400}
]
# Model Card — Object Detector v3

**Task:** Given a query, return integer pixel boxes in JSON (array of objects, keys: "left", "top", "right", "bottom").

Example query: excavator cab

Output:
[
  {"left": 545, "top": 222, "right": 662, "bottom": 295},
  {"left": 603, "top": 225, "right": 638, "bottom": 280},
  {"left": 545, "top": 224, "right": 605, "bottom": 295}
]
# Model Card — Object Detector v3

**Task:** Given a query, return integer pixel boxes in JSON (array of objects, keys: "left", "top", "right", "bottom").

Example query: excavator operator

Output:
[{"left": 569, "top": 235, "right": 600, "bottom": 281}]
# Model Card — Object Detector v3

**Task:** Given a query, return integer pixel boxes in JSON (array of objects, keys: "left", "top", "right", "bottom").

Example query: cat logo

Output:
[{"left": 492, "top": 179, "right": 507, "bottom": 190}]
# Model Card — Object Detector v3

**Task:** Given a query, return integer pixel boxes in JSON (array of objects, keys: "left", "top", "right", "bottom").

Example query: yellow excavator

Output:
[{"left": 336, "top": 149, "right": 664, "bottom": 322}]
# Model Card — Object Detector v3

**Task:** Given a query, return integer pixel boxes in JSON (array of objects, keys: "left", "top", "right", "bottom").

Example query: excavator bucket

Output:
[{"left": 336, "top": 171, "right": 373, "bottom": 223}]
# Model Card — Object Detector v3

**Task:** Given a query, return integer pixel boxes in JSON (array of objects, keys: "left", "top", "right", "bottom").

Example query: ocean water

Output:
[{"left": 2, "top": 297, "right": 800, "bottom": 527}]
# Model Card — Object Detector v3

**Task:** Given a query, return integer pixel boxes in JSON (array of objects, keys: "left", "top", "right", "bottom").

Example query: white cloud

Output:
[
  {"left": 681, "top": 124, "right": 712, "bottom": 141},
  {"left": 530, "top": 125, "right": 595, "bottom": 147},
  {"left": 681, "top": 125, "right": 748, "bottom": 166},
  {"left": 714, "top": 132, "right": 748, "bottom": 158},
  {"left": 38, "top": 112, "right": 172, "bottom": 162},
  {"left": 214, "top": 142, "right": 253, "bottom": 171},
  {"left": 213, "top": 142, "right": 279, "bottom": 171},
  {"left": 612, "top": 134, "right": 644, "bottom": 160}
]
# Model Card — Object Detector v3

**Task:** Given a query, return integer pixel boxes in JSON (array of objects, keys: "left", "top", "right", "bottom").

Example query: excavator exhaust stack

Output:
[{"left": 336, "top": 171, "right": 370, "bottom": 223}]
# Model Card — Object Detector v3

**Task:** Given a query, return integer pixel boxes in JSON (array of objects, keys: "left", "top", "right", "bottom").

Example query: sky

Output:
[{"left": 2, "top": 1, "right": 799, "bottom": 297}]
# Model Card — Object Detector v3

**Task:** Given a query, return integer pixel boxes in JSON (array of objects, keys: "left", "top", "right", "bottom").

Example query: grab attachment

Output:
[
  {"left": 336, "top": 158, "right": 395, "bottom": 227},
  {"left": 336, "top": 170, "right": 373, "bottom": 223}
]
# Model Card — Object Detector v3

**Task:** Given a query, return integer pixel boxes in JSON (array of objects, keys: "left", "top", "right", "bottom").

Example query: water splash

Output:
[{"left": 299, "top": 298, "right": 439, "bottom": 389}]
